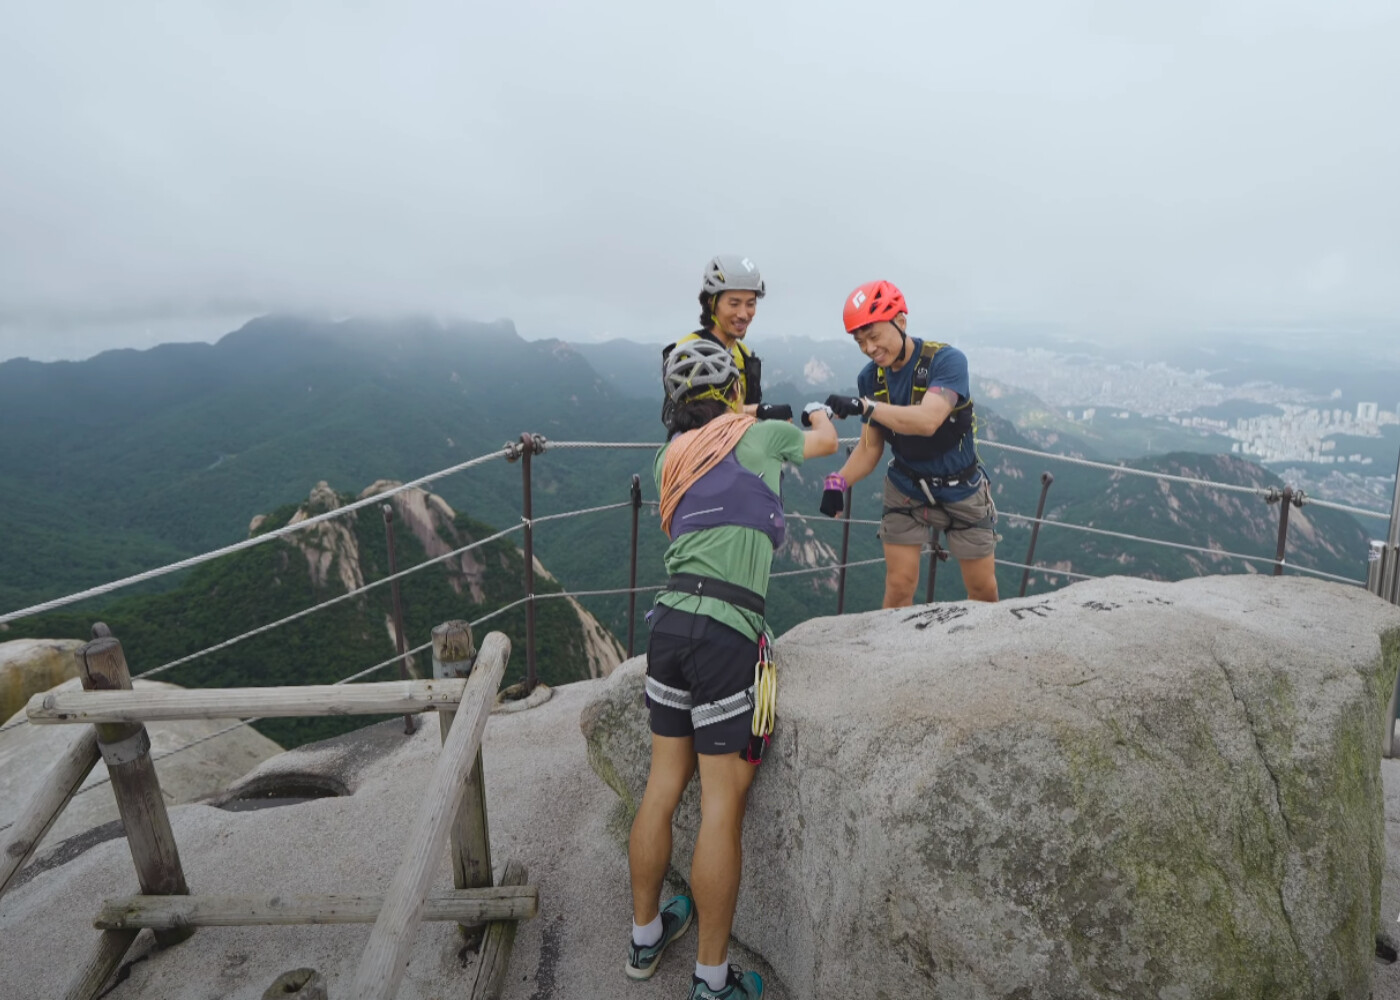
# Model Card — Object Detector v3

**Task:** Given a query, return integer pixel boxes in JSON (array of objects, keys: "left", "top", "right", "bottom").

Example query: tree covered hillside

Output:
[{"left": 1, "top": 482, "right": 617, "bottom": 747}]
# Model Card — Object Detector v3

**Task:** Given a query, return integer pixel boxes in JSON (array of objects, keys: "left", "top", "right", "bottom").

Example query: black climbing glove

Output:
[
  {"left": 820, "top": 473, "right": 848, "bottom": 517},
  {"left": 824, "top": 393, "right": 867, "bottom": 419},
  {"left": 801, "top": 402, "right": 834, "bottom": 427},
  {"left": 756, "top": 403, "right": 793, "bottom": 421}
]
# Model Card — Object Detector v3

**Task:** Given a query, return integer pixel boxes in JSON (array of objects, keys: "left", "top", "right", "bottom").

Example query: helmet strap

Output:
[
  {"left": 893, "top": 318, "right": 909, "bottom": 367},
  {"left": 710, "top": 294, "right": 739, "bottom": 349}
]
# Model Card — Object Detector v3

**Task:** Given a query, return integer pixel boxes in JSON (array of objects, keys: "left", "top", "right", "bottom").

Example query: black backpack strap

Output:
[
  {"left": 742, "top": 350, "right": 762, "bottom": 404},
  {"left": 909, "top": 341, "right": 942, "bottom": 404}
]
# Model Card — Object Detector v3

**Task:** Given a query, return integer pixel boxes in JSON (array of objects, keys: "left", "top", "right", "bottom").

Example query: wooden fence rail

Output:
[
  {"left": 95, "top": 886, "right": 538, "bottom": 929},
  {"left": 0, "top": 729, "right": 99, "bottom": 898},
  {"left": 26, "top": 678, "right": 467, "bottom": 725},
  {"left": 7, "top": 623, "right": 529, "bottom": 1000}
]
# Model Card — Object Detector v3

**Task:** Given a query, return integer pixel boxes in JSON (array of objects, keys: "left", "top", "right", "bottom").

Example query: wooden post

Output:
[
  {"left": 78, "top": 636, "right": 193, "bottom": 950},
  {"left": 1, "top": 729, "right": 100, "bottom": 899},
  {"left": 433, "top": 620, "right": 491, "bottom": 902},
  {"left": 350, "top": 631, "right": 511, "bottom": 1000},
  {"left": 465, "top": 859, "right": 528, "bottom": 1000},
  {"left": 63, "top": 928, "right": 141, "bottom": 1000}
]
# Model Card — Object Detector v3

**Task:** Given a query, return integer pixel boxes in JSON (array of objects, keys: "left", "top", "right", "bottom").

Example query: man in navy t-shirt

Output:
[{"left": 818, "top": 280, "right": 999, "bottom": 606}]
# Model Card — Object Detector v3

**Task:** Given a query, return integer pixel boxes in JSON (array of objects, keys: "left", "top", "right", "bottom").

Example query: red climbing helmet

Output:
[{"left": 842, "top": 280, "right": 908, "bottom": 333}]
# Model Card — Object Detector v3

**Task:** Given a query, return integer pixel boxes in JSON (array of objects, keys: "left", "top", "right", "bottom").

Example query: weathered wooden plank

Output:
[
  {"left": 63, "top": 928, "right": 141, "bottom": 1000},
  {"left": 349, "top": 631, "right": 510, "bottom": 1000},
  {"left": 466, "top": 859, "right": 528, "bottom": 1000},
  {"left": 80, "top": 637, "right": 193, "bottom": 950},
  {"left": 433, "top": 621, "right": 492, "bottom": 904},
  {"left": 95, "top": 886, "right": 538, "bottom": 929},
  {"left": 1, "top": 728, "right": 100, "bottom": 899},
  {"left": 26, "top": 678, "right": 467, "bottom": 724}
]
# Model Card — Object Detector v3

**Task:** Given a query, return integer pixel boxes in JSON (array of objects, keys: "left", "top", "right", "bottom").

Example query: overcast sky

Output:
[{"left": 2, "top": 0, "right": 1398, "bottom": 363}]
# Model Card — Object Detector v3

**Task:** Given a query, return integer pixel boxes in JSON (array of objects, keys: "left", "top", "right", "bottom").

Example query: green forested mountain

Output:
[
  {"left": 1, "top": 481, "right": 616, "bottom": 746},
  {"left": 0, "top": 315, "right": 659, "bottom": 611},
  {"left": 0, "top": 315, "right": 1377, "bottom": 680}
]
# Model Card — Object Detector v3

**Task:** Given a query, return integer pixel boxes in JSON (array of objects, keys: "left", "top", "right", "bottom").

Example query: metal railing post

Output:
[
  {"left": 1019, "top": 472, "right": 1054, "bottom": 598},
  {"left": 1267, "top": 486, "right": 1302, "bottom": 577},
  {"left": 1380, "top": 447, "right": 1400, "bottom": 758},
  {"left": 1369, "top": 541, "right": 1386, "bottom": 597},
  {"left": 382, "top": 504, "right": 415, "bottom": 735},
  {"left": 1383, "top": 448, "right": 1400, "bottom": 605},
  {"left": 836, "top": 446, "right": 854, "bottom": 615},
  {"left": 627, "top": 474, "right": 642, "bottom": 657},
  {"left": 520, "top": 433, "right": 539, "bottom": 691}
]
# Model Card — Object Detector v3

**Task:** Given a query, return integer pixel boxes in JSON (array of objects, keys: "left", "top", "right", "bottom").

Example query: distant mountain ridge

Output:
[{"left": 0, "top": 314, "right": 658, "bottom": 611}]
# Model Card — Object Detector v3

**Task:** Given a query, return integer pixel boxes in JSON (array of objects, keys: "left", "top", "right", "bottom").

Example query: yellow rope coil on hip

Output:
[{"left": 751, "top": 635, "right": 777, "bottom": 739}]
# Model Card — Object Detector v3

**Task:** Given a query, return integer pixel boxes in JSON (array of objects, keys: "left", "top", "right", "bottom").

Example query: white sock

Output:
[
  {"left": 632, "top": 914, "right": 663, "bottom": 948},
  {"left": 696, "top": 958, "right": 729, "bottom": 991}
]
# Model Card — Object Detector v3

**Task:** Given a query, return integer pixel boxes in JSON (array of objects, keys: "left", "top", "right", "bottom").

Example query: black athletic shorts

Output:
[{"left": 645, "top": 605, "right": 759, "bottom": 756}]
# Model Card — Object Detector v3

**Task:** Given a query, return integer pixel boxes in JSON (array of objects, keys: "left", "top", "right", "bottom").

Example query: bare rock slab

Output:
[
  {"left": 581, "top": 575, "right": 1400, "bottom": 999},
  {"left": 0, "top": 638, "right": 84, "bottom": 723}
]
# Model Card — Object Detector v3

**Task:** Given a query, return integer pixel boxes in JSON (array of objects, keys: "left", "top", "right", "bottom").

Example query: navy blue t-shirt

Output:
[{"left": 856, "top": 337, "right": 981, "bottom": 502}]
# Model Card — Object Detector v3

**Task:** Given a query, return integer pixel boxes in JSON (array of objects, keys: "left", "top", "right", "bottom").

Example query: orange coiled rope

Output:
[{"left": 659, "top": 412, "right": 756, "bottom": 538}]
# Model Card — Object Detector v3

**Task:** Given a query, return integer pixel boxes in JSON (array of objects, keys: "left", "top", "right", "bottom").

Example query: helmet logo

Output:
[
  {"left": 741, "top": 258, "right": 755, "bottom": 272},
  {"left": 852, "top": 291, "right": 867, "bottom": 309}
]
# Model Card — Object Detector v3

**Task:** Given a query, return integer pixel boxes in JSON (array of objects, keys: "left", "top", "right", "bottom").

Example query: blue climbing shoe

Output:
[
  {"left": 687, "top": 965, "right": 764, "bottom": 999},
  {"left": 624, "top": 894, "right": 694, "bottom": 980}
]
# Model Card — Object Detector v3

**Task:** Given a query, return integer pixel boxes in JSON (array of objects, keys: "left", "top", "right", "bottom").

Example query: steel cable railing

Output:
[
  {"left": 1, "top": 436, "right": 1389, "bottom": 738},
  {"left": 0, "top": 446, "right": 514, "bottom": 625},
  {"left": 2, "top": 432, "right": 1391, "bottom": 834},
  {"left": 133, "top": 524, "right": 525, "bottom": 681},
  {"left": 974, "top": 439, "right": 1394, "bottom": 518},
  {"left": 990, "top": 512, "right": 1365, "bottom": 585}
]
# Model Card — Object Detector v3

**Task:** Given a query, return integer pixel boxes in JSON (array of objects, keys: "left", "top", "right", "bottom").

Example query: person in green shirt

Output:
[{"left": 626, "top": 339, "right": 836, "bottom": 999}]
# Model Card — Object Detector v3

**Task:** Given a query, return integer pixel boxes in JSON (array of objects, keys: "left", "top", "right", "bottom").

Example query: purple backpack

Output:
[{"left": 668, "top": 450, "right": 785, "bottom": 549}]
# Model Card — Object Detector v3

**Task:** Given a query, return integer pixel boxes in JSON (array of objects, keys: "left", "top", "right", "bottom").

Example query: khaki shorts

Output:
[{"left": 878, "top": 475, "right": 998, "bottom": 560}]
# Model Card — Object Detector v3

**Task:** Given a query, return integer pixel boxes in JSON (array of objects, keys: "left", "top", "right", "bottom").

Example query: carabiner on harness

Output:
[{"left": 746, "top": 632, "right": 777, "bottom": 765}]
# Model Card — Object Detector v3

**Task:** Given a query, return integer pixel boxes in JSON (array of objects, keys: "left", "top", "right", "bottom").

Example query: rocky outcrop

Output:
[
  {"left": 581, "top": 575, "right": 1400, "bottom": 999},
  {"left": 531, "top": 557, "right": 625, "bottom": 678},
  {"left": 0, "top": 638, "right": 84, "bottom": 724},
  {"left": 359, "top": 479, "right": 487, "bottom": 603},
  {"left": 8, "top": 594, "right": 1400, "bottom": 998},
  {"left": 0, "top": 683, "right": 775, "bottom": 999},
  {"left": 246, "top": 481, "right": 622, "bottom": 685},
  {"left": 285, "top": 480, "right": 365, "bottom": 593}
]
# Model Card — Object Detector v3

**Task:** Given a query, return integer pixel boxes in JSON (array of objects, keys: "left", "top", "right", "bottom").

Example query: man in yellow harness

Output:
[
  {"left": 819, "top": 280, "right": 999, "bottom": 606},
  {"left": 660, "top": 255, "right": 792, "bottom": 431}
]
